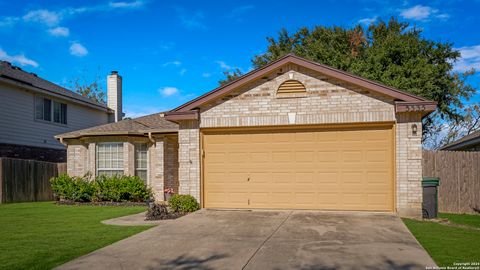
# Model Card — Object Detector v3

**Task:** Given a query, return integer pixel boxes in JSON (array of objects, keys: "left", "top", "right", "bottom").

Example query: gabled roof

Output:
[
  {"left": 55, "top": 112, "right": 178, "bottom": 139},
  {"left": 166, "top": 54, "right": 436, "bottom": 120},
  {"left": 441, "top": 130, "right": 480, "bottom": 150},
  {"left": 0, "top": 61, "right": 110, "bottom": 111}
]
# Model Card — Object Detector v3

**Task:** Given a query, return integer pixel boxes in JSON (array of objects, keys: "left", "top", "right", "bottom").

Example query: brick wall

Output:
[
  {"left": 65, "top": 136, "right": 179, "bottom": 201},
  {"left": 149, "top": 135, "right": 179, "bottom": 201},
  {"left": 200, "top": 65, "right": 395, "bottom": 127},
  {"left": 178, "top": 120, "right": 200, "bottom": 201},
  {"left": 396, "top": 112, "right": 423, "bottom": 217},
  {"left": 176, "top": 65, "right": 424, "bottom": 216}
]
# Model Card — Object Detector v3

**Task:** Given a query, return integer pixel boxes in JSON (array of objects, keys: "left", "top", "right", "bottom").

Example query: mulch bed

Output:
[{"left": 55, "top": 200, "right": 148, "bottom": 207}]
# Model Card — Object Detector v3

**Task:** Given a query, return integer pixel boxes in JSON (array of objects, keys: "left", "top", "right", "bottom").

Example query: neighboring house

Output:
[
  {"left": 0, "top": 61, "right": 123, "bottom": 162},
  {"left": 56, "top": 54, "right": 436, "bottom": 217},
  {"left": 440, "top": 130, "right": 480, "bottom": 151}
]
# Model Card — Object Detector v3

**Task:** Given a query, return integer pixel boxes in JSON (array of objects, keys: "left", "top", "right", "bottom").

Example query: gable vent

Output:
[{"left": 277, "top": 80, "right": 306, "bottom": 94}]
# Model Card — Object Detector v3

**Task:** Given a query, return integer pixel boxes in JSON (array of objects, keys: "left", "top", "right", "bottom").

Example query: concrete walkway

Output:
[
  {"left": 57, "top": 210, "right": 436, "bottom": 270},
  {"left": 101, "top": 211, "right": 164, "bottom": 226}
]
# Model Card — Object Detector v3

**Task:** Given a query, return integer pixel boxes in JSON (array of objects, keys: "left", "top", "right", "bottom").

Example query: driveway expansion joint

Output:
[{"left": 241, "top": 210, "right": 293, "bottom": 270}]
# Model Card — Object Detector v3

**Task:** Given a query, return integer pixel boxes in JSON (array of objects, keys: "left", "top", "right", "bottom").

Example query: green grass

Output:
[
  {"left": 0, "top": 202, "right": 151, "bottom": 270},
  {"left": 403, "top": 213, "right": 480, "bottom": 267},
  {"left": 439, "top": 213, "right": 480, "bottom": 228}
]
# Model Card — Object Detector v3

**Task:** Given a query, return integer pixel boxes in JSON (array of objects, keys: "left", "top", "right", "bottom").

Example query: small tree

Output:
[
  {"left": 68, "top": 74, "right": 106, "bottom": 104},
  {"left": 424, "top": 104, "right": 480, "bottom": 149},
  {"left": 218, "top": 68, "right": 243, "bottom": 86}
]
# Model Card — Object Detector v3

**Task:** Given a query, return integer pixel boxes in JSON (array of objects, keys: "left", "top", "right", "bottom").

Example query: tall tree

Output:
[
  {"left": 221, "top": 18, "right": 477, "bottom": 140},
  {"left": 69, "top": 75, "right": 106, "bottom": 104}
]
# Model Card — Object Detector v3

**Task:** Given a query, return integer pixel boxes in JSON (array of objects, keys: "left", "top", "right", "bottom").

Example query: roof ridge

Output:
[{"left": 0, "top": 61, "right": 108, "bottom": 109}]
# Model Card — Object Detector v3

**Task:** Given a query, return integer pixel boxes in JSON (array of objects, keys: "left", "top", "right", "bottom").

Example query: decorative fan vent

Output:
[{"left": 277, "top": 80, "right": 306, "bottom": 94}]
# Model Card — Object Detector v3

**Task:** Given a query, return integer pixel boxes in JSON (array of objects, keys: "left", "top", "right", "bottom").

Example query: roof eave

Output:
[
  {"left": 164, "top": 110, "right": 199, "bottom": 122},
  {"left": 56, "top": 129, "right": 179, "bottom": 140},
  {"left": 395, "top": 101, "right": 437, "bottom": 116},
  {"left": 0, "top": 76, "right": 110, "bottom": 112},
  {"left": 441, "top": 135, "right": 480, "bottom": 150}
]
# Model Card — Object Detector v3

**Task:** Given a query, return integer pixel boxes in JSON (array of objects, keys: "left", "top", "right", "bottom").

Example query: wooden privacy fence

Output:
[
  {"left": 423, "top": 150, "right": 480, "bottom": 214},
  {"left": 0, "top": 158, "right": 66, "bottom": 203}
]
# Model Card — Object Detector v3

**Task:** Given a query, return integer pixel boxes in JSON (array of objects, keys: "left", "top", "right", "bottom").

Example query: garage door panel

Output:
[{"left": 204, "top": 125, "right": 393, "bottom": 211}]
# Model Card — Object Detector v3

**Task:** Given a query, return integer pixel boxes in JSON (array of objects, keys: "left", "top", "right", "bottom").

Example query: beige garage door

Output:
[{"left": 203, "top": 125, "right": 394, "bottom": 211}]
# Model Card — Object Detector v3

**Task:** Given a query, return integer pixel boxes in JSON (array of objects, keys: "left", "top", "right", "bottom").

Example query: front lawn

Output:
[
  {"left": 0, "top": 202, "right": 151, "bottom": 270},
  {"left": 403, "top": 213, "right": 480, "bottom": 267}
]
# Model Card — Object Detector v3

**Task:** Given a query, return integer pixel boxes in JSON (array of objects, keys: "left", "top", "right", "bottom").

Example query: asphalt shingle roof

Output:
[
  {"left": 441, "top": 130, "right": 480, "bottom": 150},
  {"left": 0, "top": 60, "right": 108, "bottom": 110},
  {"left": 56, "top": 112, "right": 178, "bottom": 139}
]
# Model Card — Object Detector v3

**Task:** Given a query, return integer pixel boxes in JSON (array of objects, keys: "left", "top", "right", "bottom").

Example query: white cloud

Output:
[
  {"left": 215, "top": 60, "right": 231, "bottom": 70},
  {"left": 0, "top": 48, "right": 39, "bottom": 67},
  {"left": 48, "top": 26, "right": 70, "bottom": 37},
  {"left": 177, "top": 8, "right": 206, "bottom": 30},
  {"left": 159, "top": 87, "right": 179, "bottom": 97},
  {"left": 453, "top": 45, "right": 480, "bottom": 72},
  {"left": 179, "top": 68, "right": 187, "bottom": 76},
  {"left": 69, "top": 42, "right": 88, "bottom": 57},
  {"left": 202, "top": 72, "right": 211, "bottom": 78},
  {"left": 109, "top": 1, "right": 144, "bottom": 9},
  {"left": 400, "top": 5, "right": 449, "bottom": 21},
  {"left": 162, "top": 60, "right": 182, "bottom": 67},
  {"left": 0, "top": 16, "right": 19, "bottom": 27},
  {"left": 227, "top": 5, "right": 255, "bottom": 19},
  {"left": 23, "top": 9, "right": 60, "bottom": 26},
  {"left": 358, "top": 16, "right": 377, "bottom": 25}
]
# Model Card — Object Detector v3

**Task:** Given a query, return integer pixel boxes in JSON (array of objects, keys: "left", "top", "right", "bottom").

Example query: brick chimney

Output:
[{"left": 107, "top": 71, "right": 123, "bottom": 122}]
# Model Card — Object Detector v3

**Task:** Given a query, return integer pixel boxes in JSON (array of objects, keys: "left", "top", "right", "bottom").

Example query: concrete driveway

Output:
[{"left": 57, "top": 210, "right": 436, "bottom": 270}]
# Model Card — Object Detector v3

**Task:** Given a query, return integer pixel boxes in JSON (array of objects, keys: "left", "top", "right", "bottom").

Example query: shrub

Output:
[
  {"left": 145, "top": 203, "right": 169, "bottom": 220},
  {"left": 50, "top": 174, "right": 95, "bottom": 202},
  {"left": 168, "top": 194, "right": 200, "bottom": 213},
  {"left": 50, "top": 174, "right": 152, "bottom": 203}
]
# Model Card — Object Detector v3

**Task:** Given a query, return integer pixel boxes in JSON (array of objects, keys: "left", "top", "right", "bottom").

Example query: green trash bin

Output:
[{"left": 422, "top": 177, "right": 440, "bottom": 219}]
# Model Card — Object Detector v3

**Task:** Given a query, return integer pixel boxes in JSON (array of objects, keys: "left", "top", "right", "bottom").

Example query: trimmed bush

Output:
[
  {"left": 168, "top": 194, "right": 200, "bottom": 213},
  {"left": 50, "top": 174, "right": 95, "bottom": 202},
  {"left": 50, "top": 174, "right": 152, "bottom": 203}
]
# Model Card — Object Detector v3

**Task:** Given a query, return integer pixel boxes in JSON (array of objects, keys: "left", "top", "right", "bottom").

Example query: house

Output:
[
  {"left": 440, "top": 130, "right": 480, "bottom": 151},
  {"left": 0, "top": 61, "right": 123, "bottom": 162},
  {"left": 56, "top": 54, "right": 437, "bottom": 217}
]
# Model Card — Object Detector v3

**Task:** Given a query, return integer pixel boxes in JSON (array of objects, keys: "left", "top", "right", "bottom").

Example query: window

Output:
[
  {"left": 135, "top": 143, "right": 148, "bottom": 183},
  {"left": 96, "top": 143, "right": 124, "bottom": 177},
  {"left": 35, "top": 96, "right": 67, "bottom": 124}
]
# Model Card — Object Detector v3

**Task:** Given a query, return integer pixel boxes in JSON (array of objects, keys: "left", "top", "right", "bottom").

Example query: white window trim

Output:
[
  {"left": 34, "top": 95, "right": 68, "bottom": 126},
  {"left": 96, "top": 142, "right": 124, "bottom": 176}
]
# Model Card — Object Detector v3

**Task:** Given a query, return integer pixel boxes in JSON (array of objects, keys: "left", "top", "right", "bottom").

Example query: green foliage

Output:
[
  {"left": 68, "top": 73, "right": 106, "bottom": 104},
  {"left": 50, "top": 174, "right": 95, "bottom": 202},
  {"left": 168, "top": 194, "right": 200, "bottom": 213},
  {"left": 219, "top": 67, "right": 244, "bottom": 86},
  {"left": 222, "top": 18, "right": 476, "bottom": 138},
  {"left": 50, "top": 174, "right": 152, "bottom": 202}
]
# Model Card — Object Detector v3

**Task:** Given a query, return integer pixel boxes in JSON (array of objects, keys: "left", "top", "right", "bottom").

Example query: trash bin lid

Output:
[{"left": 422, "top": 177, "right": 440, "bottom": 186}]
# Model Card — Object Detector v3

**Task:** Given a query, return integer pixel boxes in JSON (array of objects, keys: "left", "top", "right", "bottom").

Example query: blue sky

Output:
[{"left": 1, "top": 0, "right": 479, "bottom": 117}]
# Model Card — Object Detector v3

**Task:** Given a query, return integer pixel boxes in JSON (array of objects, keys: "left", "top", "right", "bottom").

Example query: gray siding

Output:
[{"left": 0, "top": 83, "right": 109, "bottom": 149}]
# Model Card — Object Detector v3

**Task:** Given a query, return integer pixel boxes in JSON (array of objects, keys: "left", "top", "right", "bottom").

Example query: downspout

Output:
[
  {"left": 148, "top": 132, "right": 155, "bottom": 144},
  {"left": 58, "top": 137, "right": 67, "bottom": 146}
]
